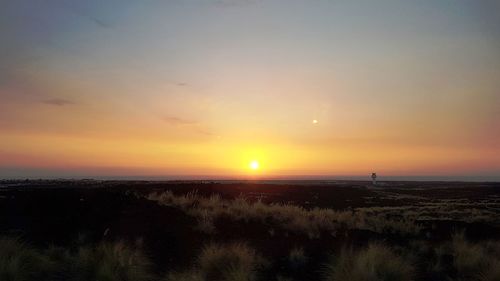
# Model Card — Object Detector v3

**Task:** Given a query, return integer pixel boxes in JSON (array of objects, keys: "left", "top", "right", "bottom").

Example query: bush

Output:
[
  {"left": 198, "top": 243, "right": 266, "bottom": 281},
  {"left": 451, "top": 232, "right": 486, "bottom": 278},
  {"left": 0, "top": 237, "right": 53, "bottom": 281},
  {"left": 446, "top": 232, "right": 500, "bottom": 281},
  {"left": 66, "top": 241, "right": 153, "bottom": 281},
  {"left": 196, "top": 209, "right": 217, "bottom": 234},
  {"left": 0, "top": 238, "right": 153, "bottom": 281},
  {"left": 323, "top": 243, "right": 414, "bottom": 281}
]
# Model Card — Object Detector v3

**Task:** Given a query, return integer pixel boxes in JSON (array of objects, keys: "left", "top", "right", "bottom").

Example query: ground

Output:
[{"left": 1, "top": 180, "right": 499, "bottom": 281}]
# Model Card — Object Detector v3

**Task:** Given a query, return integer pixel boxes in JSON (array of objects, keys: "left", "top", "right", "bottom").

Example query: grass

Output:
[
  {"left": 163, "top": 242, "right": 267, "bottom": 281},
  {"left": 5, "top": 233, "right": 500, "bottom": 281},
  {"left": 0, "top": 238, "right": 152, "bottom": 281},
  {"left": 422, "top": 231, "right": 500, "bottom": 281},
  {"left": 146, "top": 190, "right": 422, "bottom": 237},
  {"left": 323, "top": 243, "right": 415, "bottom": 281},
  {"left": 195, "top": 209, "right": 217, "bottom": 234},
  {"left": 3, "top": 188, "right": 500, "bottom": 281},
  {"left": 66, "top": 241, "right": 153, "bottom": 281},
  {"left": 198, "top": 243, "right": 267, "bottom": 281},
  {"left": 0, "top": 236, "right": 268, "bottom": 281},
  {"left": 0, "top": 237, "right": 52, "bottom": 281},
  {"left": 447, "top": 232, "right": 500, "bottom": 281},
  {"left": 451, "top": 232, "right": 486, "bottom": 279}
]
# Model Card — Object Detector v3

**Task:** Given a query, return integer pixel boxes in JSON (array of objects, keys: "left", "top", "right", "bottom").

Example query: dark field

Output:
[{"left": 1, "top": 180, "right": 500, "bottom": 281}]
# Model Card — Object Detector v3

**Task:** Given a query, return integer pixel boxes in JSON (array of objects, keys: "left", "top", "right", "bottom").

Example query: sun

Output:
[{"left": 249, "top": 160, "right": 259, "bottom": 170}]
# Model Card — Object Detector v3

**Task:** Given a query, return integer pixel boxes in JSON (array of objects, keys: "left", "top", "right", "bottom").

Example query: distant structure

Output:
[{"left": 371, "top": 173, "right": 377, "bottom": 186}]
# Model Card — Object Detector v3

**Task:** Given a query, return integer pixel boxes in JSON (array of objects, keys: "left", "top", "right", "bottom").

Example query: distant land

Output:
[{"left": 1, "top": 174, "right": 499, "bottom": 183}]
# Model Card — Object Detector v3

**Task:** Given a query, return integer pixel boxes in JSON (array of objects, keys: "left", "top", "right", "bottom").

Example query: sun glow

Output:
[{"left": 249, "top": 160, "right": 259, "bottom": 170}]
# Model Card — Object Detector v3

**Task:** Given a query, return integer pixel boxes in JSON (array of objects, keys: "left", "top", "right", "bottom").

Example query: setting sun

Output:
[{"left": 249, "top": 160, "right": 260, "bottom": 170}]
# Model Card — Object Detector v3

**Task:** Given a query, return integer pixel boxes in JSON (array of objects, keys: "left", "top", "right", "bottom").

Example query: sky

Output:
[{"left": 1, "top": 0, "right": 500, "bottom": 180}]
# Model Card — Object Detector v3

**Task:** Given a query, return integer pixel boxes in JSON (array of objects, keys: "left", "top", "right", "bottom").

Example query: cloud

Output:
[
  {"left": 162, "top": 116, "right": 214, "bottom": 136},
  {"left": 41, "top": 98, "right": 75, "bottom": 106},
  {"left": 213, "top": 0, "right": 262, "bottom": 8},
  {"left": 162, "top": 116, "right": 198, "bottom": 126},
  {"left": 196, "top": 129, "right": 214, "bottom": 136},
  {"left": 62, "top": 5, "right": 112, "bottom": 29},
  {"left": 88, "top": 16, "right": 111, "bottom": 28}
]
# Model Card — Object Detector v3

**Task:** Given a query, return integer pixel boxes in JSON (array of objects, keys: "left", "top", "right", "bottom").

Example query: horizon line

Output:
[{"left": 2, "top": 174, "right": 500, "bottom": 183}]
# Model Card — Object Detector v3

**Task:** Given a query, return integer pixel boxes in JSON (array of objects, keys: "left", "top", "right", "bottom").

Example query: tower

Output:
[{"left": 371, "top": 172, "right": 377, "bottom": 186}]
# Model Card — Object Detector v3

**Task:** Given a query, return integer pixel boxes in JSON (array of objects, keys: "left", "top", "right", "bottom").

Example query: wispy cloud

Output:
[
  {"left": 162, "top": 116, "right": 198, "bottom": 126},
  {"left": 41, "top": 98, "right": 75, "bottom": 106},
  {"left": 213, "top": 0, "right": 262, "bottom": 8},
  {"left": 88, "top": 16, "right": 111, "bottom": 28},
  {"left": 64, "top": 5, "right": 112, "bottom": 28},
  {"left": 162, "top": 116, "right": 214, "bottom": 136},
  {"left": 197, "top": 129, "right": 214, "bottom": 136}
]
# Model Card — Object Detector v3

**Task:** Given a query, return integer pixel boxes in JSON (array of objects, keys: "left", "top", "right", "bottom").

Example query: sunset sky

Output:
[{"left": 1, "top": 0, "right": 500, "bottom": 179}]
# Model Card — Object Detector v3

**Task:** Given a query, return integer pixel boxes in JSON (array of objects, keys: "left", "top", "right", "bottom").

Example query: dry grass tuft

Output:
[
  {"left": 0, "top": 237, "right": 53, "bottom": 281},
  {"left": 323, "top": 243, "right": 414, "bottom": 281},
  {"left": 451, "top": 232, "right": 486, "bottom": 278},
  {"left": 67, "top": 241, "right": 153, "bottom": 281},
  {"left": 446, "top": 232, "right": 500, "bottom": 281},
  {"left": 198, "top": 243, "right": 266, "bottom": 281}
]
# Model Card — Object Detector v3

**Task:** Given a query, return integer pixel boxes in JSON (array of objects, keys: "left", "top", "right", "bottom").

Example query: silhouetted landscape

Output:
[{"left": 2, "top": 180, "right": 500, "bottom": 280}]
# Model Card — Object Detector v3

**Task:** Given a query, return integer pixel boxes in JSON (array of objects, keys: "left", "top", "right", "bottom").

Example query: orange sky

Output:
[{"left": 1, "top": 1, "right": 500, "bottom": 179}]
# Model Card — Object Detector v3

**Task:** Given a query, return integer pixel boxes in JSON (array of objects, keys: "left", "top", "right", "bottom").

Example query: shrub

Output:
[
  {"left": 198, "top": 243, "right": 266, "bottom": 281},
  {"left": 66, "top": 241, "right": 153, "bottom": 281},
  {"left": 447, "top": 232, "right": 500, "bottom": 281},
  {"left": 323, "top": 243, "right": 414, "bottom": 281},
  {"left": 0, "top": 237, "right": 154, "bottom": 281},
  {"left": 196, "top": 209, "right": 217, "bottom": 234},
  {"left": 0, "top": 237, "right": 53, "bottom": 281},
  {"left": 451, "top": 232, "right": 486, "bottom": 279}
]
